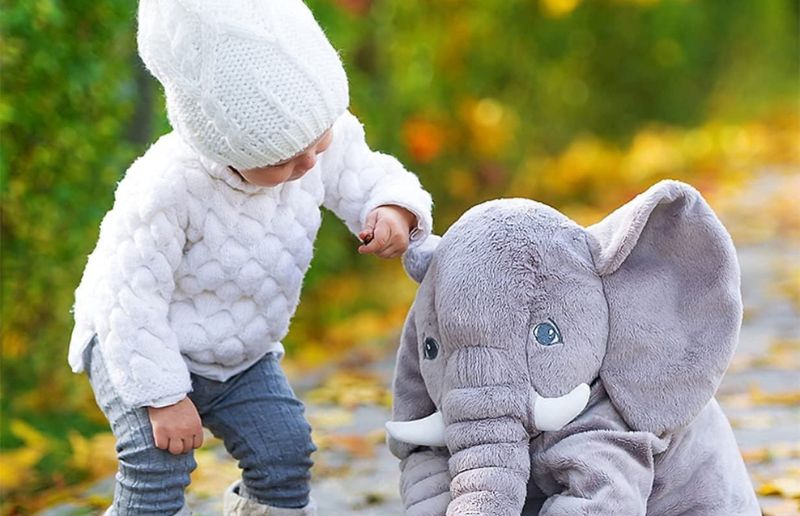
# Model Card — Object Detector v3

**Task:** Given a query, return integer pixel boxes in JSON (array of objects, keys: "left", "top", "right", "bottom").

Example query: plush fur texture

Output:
[
  {"left": 587, "top": 180, "right": 742, "bottom": 435},
  {"left": 389, "top": 181, "right": 759, "bottom": 515},
  {"left": 70, "top": 111, "right": 432, "bottom": 408}
]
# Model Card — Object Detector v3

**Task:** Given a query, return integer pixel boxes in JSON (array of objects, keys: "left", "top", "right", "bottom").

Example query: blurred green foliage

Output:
[{"left": 1, "top": 0, "right": 798, "bottom": 508}]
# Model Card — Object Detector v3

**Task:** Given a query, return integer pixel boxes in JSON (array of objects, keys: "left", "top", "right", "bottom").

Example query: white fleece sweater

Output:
[{"left": 69, "top": 111, "right": 432, "bottom": 408}]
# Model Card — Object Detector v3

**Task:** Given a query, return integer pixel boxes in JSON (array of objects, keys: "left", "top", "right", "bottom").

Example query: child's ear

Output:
[{"left": 402, "top": 235, "right": 441, "bottom": 283}]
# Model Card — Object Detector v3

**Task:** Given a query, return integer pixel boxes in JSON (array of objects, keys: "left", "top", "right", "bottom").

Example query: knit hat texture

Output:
[{"left": 137, "top": 0, "right": 349, "bottom": 169}]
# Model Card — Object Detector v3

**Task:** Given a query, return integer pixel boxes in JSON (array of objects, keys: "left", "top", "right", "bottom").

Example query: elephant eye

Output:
[
  {"left": 532, "top": 319, "right": 563, "bottom": 346},
  {"left": 423, "top": 337, "right": 439, "bottom": 360}
]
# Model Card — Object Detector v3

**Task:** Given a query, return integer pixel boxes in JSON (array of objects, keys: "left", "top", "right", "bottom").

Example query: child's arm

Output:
[
  {"left": 90, "top": 171, "right": 200, "bottom": 453},
  {"left": 320, "top": 111, "right": 433, "bottom": 255}
]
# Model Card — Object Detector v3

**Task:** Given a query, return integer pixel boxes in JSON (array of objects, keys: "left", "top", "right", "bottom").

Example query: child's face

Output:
[{"left": 230, "top": 129, "right": 334, "bottom": 187}]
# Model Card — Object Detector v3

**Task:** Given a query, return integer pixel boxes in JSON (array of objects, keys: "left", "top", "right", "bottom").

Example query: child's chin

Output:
[{"left": 249, "top": 175, "right": 289, "bottom": 187}]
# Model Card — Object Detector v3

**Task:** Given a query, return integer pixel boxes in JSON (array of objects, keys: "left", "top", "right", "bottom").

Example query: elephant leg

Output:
[{"left": 400, "top": 449, "right": 452, "bottom": 516}]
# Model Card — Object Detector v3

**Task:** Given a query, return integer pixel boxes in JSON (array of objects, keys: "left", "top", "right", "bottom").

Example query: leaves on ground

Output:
[
  {"left": 306, "top": 370, "right": 392, "bottom": 410},
  {"left": 758, "top": 471, "right": 800, "bottom": 500}
]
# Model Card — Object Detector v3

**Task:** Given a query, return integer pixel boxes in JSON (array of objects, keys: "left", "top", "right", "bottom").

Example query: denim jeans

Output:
[{"left": 85, "top": 337, "right": 316, "bottom": 515}]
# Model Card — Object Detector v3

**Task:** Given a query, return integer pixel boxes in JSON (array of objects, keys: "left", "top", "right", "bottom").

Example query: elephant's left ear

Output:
[
  {"left": 402, "top": 235, "right": 441, "bottom": 283},
  {"left": 586, "top": 180, "right": 741, "bottom": 435}
]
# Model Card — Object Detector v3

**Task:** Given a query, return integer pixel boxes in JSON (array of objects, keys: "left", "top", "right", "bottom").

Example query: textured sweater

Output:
[{"left": 69, "top": 111, "right": 433, "bottom": 408}]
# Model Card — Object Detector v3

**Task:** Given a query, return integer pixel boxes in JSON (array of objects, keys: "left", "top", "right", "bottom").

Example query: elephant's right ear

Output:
[
  {"left": 586, "top": 180, "right": 741, "bottom": 436},
  {"left": 403, "top": 235, "right": 441, "bottom": 283},
  {"left": 389, "top": 305, "right": 438, "bottom": 460}
]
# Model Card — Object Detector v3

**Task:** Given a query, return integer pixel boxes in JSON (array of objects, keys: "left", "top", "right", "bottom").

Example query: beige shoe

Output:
[{"left": 223, "top": 481, "right": 317, "bottom": 516}]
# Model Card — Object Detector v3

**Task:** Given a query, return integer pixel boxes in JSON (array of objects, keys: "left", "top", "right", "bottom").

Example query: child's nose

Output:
[{"left": 297, "top": 152, "right": 317, "bottom": 171}]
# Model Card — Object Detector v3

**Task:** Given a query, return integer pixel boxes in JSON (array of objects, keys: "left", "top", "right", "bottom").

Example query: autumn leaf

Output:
[
  {"left": 742, "top": 442, "right": 800, "bottom": 465},
  {"left": 0, "top": 447, "right": 43, "bottom": 491},
  {"left": 67, "top": 431, "right": 117, "bottom": 478},
  {"left": 754, "top": 339, "right": 800, "bottom": 371},
  {"left": 758, "top": 475, "right": 800, "bottom": 499},
  {"left": 540, "top": 0, "right": 581, "bottom": 18},
  {"left": 307, "top": 408, "right": 355, "bottom": 430},
  {"left": 187, "top": 439, "right": 241, "bottom": 500},
  {"left": 403, "top": 117, "right": 446, "bottom": 164},
  {"left": 314, "top": 433, "right": 377, "bottom": 459},
  {"left": 0, "top": 420, "right": 51, "bottom": 491},
  {"left": 306, "top": 369, "right": 392, "bottom": 409},
  {"left": 749, "top": 385, "right": 800, "bottom": 407},
  {"left": 460, "top": 98, "right": 517, "bottom": 159},
  {"left": 333, "top": 0, "right": 373, "bottom": 16}
]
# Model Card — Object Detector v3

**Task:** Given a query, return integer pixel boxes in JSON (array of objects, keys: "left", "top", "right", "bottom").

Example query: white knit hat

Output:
[{"left": 137, "top": 0, "right": 349, "bottom": 169}]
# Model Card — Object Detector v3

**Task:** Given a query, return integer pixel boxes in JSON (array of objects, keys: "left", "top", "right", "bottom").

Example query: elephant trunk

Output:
[
  {"left": 438, "top": 383, "right": 590, "bottom": 515},
  {"left": 441, "top": 384, "right": 531, "bottom": 516},
  {"left": 440, "top": 345, "right": 534, "bottom": 515},
  {"left": 385, "top": 347, "right": 590, "bottom": 515}
]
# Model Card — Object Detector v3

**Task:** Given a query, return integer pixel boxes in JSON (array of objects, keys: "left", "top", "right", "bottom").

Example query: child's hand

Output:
[
  {"left": 147, "top": 397, "right": 204, "bottom": 455},
  {"left": 359, "top": 205, "right": 418, "bottom": 259}
]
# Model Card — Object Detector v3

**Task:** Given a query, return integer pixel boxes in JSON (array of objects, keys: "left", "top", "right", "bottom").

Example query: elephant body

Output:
[
  {"left": 387, "top": 181, "right": 759, "bottom": 515},
  {"left": 523, "top": 383, "right": 756, "bottom": 515}
]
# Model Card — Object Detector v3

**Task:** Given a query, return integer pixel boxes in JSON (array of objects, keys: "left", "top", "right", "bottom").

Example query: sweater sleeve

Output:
[
  {"left": 320, "top": 111, "right": 433, "bottom": 248},
  {"left": 95, "top": 170, "right": 191, "bottom": 408}
]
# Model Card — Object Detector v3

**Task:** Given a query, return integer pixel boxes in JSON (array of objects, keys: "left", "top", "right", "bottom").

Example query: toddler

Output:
[{"left": 68, "top": 1, "right": 432, "bottom": 515}]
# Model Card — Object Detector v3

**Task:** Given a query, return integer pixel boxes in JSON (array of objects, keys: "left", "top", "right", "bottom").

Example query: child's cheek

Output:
[{"left": 243, "top": 166, "right": 291, "bottom": 186}]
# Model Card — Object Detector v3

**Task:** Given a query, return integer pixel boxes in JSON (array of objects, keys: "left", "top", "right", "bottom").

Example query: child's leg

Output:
[
  {"left": 85, "top": 338, "right": 196, "bottom": 515},
  {"left": 190, "top": 353, "right": 316, "bottom": 512}
]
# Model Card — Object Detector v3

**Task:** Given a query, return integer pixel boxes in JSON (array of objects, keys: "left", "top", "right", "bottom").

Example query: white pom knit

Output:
[
  {"left": 69, "top": 112, "right": 432, "bottom": 408},
  {"left": 137, "top": 0, "right": 349, "bottom": 169}
]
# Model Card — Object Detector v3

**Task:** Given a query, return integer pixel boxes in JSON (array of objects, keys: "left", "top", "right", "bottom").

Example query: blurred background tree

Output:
[{"left": 1, "top": 0, "right": 798, "bottom": 511}]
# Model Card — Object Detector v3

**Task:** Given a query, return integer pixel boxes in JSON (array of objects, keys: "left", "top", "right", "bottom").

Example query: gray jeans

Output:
[{"left": 85, "top": 338, "right": 316, "bottom": 515}]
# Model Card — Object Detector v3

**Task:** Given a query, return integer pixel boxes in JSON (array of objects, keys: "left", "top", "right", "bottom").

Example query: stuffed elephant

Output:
[{"left": 386, "top": 180, "right": 759, "bottom": 515}]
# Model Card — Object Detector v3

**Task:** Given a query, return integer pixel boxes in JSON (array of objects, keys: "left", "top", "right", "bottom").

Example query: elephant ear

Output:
[
  {"left": 389, "top": 305, "right": 437, "bottom": 460},
  {"left": 586, "top": 180, "right": 741, "bottom": 435},
  {"left": 402, "top": 235, "right": 441, "bottom": 283}
]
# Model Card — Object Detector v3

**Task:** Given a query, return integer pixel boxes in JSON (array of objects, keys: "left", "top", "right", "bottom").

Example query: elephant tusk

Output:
[
  {"left": 533, "top": 383, "right": 591, "bottom": 431},
  {"left": 385, "top": 411, "right": 446, "bottom": 447}
]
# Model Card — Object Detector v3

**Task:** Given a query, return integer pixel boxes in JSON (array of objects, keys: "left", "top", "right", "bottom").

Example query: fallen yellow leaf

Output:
[
  {"left": 0, "top": 447, "right": 43, "bottom": 491},
  {"left": 758, "top": 476, "right": 800, "bottom": 499},
  {"left": 741, "top": 447, "right": 770, "bottom": 464},
  {"left": 307, "top": 408, "right": 354, "bottom": 430},
  {"left": 306, "top": 369, "right": 391, "bottom": 409},
  {"left": 314, "top": 433, "right": 377, "bottom": 459},
  {"left": 749, "top": 385, "right": 800, "bottom": 406},
  {"left": 68, "top": 431, "right": 117, "bottom": 478},
  {"left": 187, "top": 443, "right": 240, "bottom": 499}
]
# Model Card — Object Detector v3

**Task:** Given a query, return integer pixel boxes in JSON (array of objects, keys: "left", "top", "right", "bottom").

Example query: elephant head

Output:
[{"left": 386, "top": 180, "right": 741, "bottom": 515}]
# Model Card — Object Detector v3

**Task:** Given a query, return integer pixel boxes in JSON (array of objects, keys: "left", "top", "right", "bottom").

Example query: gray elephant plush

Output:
[{"left": 386, "top": 180, "right": 759, "bottom": 515}]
